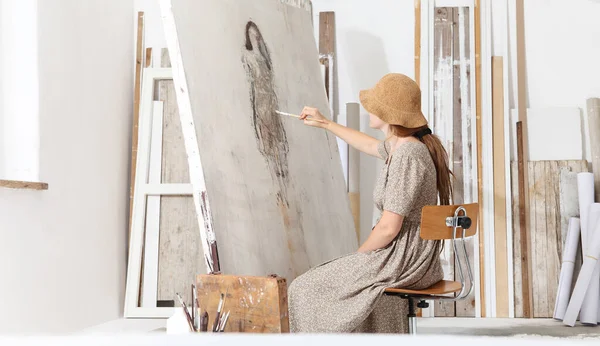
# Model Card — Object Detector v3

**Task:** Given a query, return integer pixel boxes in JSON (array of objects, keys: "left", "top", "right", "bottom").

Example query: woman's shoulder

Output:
[{"left": 391, "top": 141, "right": 431, "bottom": 165}]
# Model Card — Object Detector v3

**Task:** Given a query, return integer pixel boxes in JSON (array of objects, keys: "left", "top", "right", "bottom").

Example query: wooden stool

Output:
[{"left": 384, "top": 204, "right": 479, "bottom": 335}]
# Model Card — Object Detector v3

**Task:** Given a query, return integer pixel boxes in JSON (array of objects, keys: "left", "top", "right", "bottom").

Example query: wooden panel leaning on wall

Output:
[{"left": 512, "top": 160, "right": 589, "bottom": 317}]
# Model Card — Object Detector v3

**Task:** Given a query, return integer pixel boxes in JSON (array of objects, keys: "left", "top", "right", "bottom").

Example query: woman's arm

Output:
[
  {"left": 357, "top": 211, "right": 404, "bottom": 253},
  {"left": 300, "top": 107, "right": 382, "bottom": 158}
]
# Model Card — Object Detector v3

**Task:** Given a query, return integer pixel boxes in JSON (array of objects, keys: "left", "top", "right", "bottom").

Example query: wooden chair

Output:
[{"left": 384, "top": 203, "right": 479, "bottom": 335}]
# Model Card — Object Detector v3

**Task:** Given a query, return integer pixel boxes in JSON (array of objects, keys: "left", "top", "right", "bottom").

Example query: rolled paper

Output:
[
  {"left": 563, "top": 218, "right": 600, "bottom": 326},
  {"left": 554, "top": 218, "right": 581, "bottom": 320},
  {"left": 580, "top": 203, "right": 600, "bottom": 324},
  {"left": 577, "top": 173, "right": 595, "bottom": 323}
]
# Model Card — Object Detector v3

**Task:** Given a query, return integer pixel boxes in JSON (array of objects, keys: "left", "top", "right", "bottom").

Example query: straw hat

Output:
[{"left": 359, "top": 73, "right": 428, "bottom": 128}]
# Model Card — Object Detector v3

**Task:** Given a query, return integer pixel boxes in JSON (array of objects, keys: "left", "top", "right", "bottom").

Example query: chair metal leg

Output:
[{"left": 407, "top": 298, "right": 417, "bottom": 335}]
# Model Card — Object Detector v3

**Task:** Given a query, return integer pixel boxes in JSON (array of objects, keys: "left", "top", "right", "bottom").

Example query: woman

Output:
[{"left": 288, "top": 73, "right": 452, "bottom": 333}]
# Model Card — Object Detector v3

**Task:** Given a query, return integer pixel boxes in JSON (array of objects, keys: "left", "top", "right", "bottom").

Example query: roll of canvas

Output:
[
  {"left": 578, "top": 173, "right": 594, "bottom": 249},
  {"left": 554, "top": 217, "right": 581, "bottom": 320},
  {"left": 581, "top": 203, "right": 600, "bottom": 324},
  {"left": 563, "top": 219, "right": 600, "bottom": 326}
]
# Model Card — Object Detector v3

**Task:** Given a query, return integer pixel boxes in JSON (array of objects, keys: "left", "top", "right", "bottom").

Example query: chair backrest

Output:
[{"left": 419, "top": 203, "right": 479, "bottom": 240}]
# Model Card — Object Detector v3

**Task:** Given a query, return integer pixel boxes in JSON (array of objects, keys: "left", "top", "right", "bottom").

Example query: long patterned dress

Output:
[{"left": 288, "top": 140, "right": 444, "bottom": 333}]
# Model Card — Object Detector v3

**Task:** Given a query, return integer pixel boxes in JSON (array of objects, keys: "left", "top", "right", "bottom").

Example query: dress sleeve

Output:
[
  {"left": 377, "top": 141, "right": 389, "bottom": 161},
  {"left": 383, "top": 154, "right": 427, "bottom": 216}
]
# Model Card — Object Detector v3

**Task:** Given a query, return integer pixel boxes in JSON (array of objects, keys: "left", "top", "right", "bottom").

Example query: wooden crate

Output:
[{"left": 196, "top": 274, "right": 289, "bottom": 333}]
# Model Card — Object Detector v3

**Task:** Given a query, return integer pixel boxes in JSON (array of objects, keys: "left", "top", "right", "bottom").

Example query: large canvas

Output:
[{"left": 160, "top": 0, "right": 357, "bottom": 282}]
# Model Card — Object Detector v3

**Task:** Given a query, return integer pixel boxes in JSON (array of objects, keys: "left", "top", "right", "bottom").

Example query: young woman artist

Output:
[{"left": 288, "top": 73, "right": 453, "bottom": 333}]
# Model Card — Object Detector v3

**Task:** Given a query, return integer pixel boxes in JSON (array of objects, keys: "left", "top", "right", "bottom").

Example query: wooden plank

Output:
[
  {"left": 318, "top": 11, "right": 335, "bottom": 101},
  {"left": 511, "top": 162, "right": 523, "bottom": 317},
  {"left": 157, "top": 48, "right": 204, "bottom": 305},
  {"left": 0, "top": 180, "right": 48, "bottom": 190},
  {"left": 587, "top": 98, "right": 600, "bottom": 202},
  {"left": 516, "top": 121, "right": 532, "bottom": 318},
  {"left": 532, "top": 162, "right": 548, "bottom": 316},
  {"left": 415, "top": 0, "right": 421, "bottom": 84},
  {"left": 145, "top": 47, "right": 153, "bottom": 68},
  {"left": 433, "top": 6, "right": 455, "bottom": 318},
  {"left": 474, "top": 0, "right": 485, "bottom": 317},
  {"left": 196, "top": 274, "right": 289, "bottom": 333},
  {"left": 453, "top": 5, "right": 476, "bottom": 318},
  {"left": 129, "top": 11, "right": 145, "bottom": 240},
  {"left": 515, "top": 0, "right": 533, "bottom": 319},
  {"left": 512, "top": 160, "right": 588, "bottom": 318},
  {"left": 545, "top": 161, "right": 560, "bottom": 318},
  {"left": 318, "top": 11, "right": 335, "bottom": 55},
  {"left": 492, "top": 56, "right": 509, "bottom": 317}
]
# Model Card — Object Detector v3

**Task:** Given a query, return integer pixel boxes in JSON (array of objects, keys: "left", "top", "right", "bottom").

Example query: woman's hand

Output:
[{"left": 300, "top": 106, "right": 330, "bottom": 129}]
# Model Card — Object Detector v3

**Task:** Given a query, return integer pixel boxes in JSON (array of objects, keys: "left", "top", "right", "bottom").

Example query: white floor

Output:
[{"left": 79, "top": 317, "right": 600, "bottom": 339}]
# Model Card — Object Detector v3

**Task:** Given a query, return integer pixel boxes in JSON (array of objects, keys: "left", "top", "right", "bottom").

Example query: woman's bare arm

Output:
[
  {"left": 300, "top": 106, "right": 382, "bottom": 158},
  {"left": 357, "top": 211, "right": 404, "bottom": 253}
]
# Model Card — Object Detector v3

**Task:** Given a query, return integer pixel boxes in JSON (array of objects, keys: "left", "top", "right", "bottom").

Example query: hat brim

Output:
[{"left": 359, "top": 88, "right": 428, "bottom": 128}]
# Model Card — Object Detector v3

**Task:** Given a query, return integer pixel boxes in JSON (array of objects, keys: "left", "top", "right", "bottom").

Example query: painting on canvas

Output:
[{"left": 161, "top": 0, "right": 357, "bottom": 283}]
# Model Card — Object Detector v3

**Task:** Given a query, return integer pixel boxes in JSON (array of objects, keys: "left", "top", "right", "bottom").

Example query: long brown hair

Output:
[{"left": 389, "top": 125, "right": 453, "bottom": 205}]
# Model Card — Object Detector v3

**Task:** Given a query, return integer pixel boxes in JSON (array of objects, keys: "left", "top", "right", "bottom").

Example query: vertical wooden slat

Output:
[
  {"left": 516, "top": 121, "right": 532, "bottom": 318},
  {"left": 492, "top": 56, "right": 509, "bottom": 317},
  {"left": 145, "top": 47, "right": 153, "bottom": 68},
  {"left": 318, "top": 11, "right": 335, "bottom": 101},
  {"left": 415, "top": 0, "right": 421, "bottom": 85},
  {"left": 533, "top": 162, "right": 548, "bottom": 316},
  {"left": 474, "top": 0, "right": 485, "bottom": 317},
  {"left": 511, "top": 162, "right": 523, "bottom": 317},
  {"left": 129, "top": 11, "right": 145, "bottom": 240},
  {"left": 515, "top": 0, "right": 533, "bottom": 319},
  {"left": 433, "top": 7, "right": 455, "bottom": 317},
  {"left": 545, "top": 160, "right": 560, "bottom": 317}
]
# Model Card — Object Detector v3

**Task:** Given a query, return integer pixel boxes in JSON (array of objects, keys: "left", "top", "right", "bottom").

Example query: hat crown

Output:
[
  {"left": 359, "top": 72, "right": 428, "bottom": 128},
  {"left": 372, "top": 73, "right": 421, "bottom": 112}
]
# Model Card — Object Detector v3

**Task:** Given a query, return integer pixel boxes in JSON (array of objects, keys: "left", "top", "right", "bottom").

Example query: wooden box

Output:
[{"left": 196, "top": 274, "right": 289, "bottom": 333}]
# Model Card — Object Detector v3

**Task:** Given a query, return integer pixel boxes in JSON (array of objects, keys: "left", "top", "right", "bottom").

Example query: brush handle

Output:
[
  {"left": 276, "top": 110, "right": 327, "bottom": 124},
  {"left": 212, "top": 311, "right": 221, "bottom": 332}
]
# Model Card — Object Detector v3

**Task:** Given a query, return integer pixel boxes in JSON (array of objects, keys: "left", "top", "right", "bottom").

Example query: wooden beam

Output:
[
  {"left": 492, "top": 56, "right": 509, "bottom": 317},
  {"left": 129, "top": 11, "right": 145, "bottom": 240},
  {"left": 0, "top": 180, "right": 48, "bottom": 190},
  {"left": 474, "top": 0, "right": 485, "bottom": 317},
  {"left": 318, "top": 11, "right": 335, "bottom": 102},
  {"left": 415, "top": 0, "right": 421, "bottom": 85},
  {"left": 515, "top": 0, "right": 533, "bottom": 318},
  {"left": 318, "top": 11, "right": 335, "bottom": 55},
  {"left": 516, "top": 121, "right": 532, "bottom": 318},
  {"left": 145, "top": 47, "right": 153, "bottom": 68}
]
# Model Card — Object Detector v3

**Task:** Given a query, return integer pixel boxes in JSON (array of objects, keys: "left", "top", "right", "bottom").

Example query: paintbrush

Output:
[
  {"left": 200, "top": 311, "right": 209, "bottom": 332},
  {"left": 190, "top": 285, "right": 195, "bottom": 328},
  {"left": 212, "top": 293, "right": 225, "bottom": 332},
  {"left": 195, "top": 297, "right": 200, "bottom": 332},
  {"left": 275, "top": 110, "right": 327, "bottom": 124},
  {"left": 176, "top": 293, "right": 195, "bottom": 331},
  {"left": 219, "top": 311, "right": 230, "bottom": 332}
]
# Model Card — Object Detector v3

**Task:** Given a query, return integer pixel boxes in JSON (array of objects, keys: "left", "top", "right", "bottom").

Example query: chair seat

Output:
[{"left": 384, "top": 280, "right": 462, "bottom": 296}]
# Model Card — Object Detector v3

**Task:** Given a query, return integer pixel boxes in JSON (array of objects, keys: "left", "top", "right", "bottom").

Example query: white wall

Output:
[
  {"left": 0, "top": 0, "right": 39, "bottom": 181},
  {"left": 520, "top": 0, "right": 600, "bottom": 162},
  {"left": 0, "top": 0, "right": 133, "bottom": 334}
]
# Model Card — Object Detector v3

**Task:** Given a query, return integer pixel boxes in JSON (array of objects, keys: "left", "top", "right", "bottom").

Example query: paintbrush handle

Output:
[
  {"left": 276, "top": 110, "right": 327, "bottom": 124},
  {"left": 212, "top": 311, "right": 221, "bottom": 332},
  {"left": 200, "top": 311, "right": 208, "bottom": 332}
]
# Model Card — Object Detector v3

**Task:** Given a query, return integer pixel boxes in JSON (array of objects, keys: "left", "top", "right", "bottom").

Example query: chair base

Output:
[{"left": 386, "top": 293, "right": 429, "bottom": 335}]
